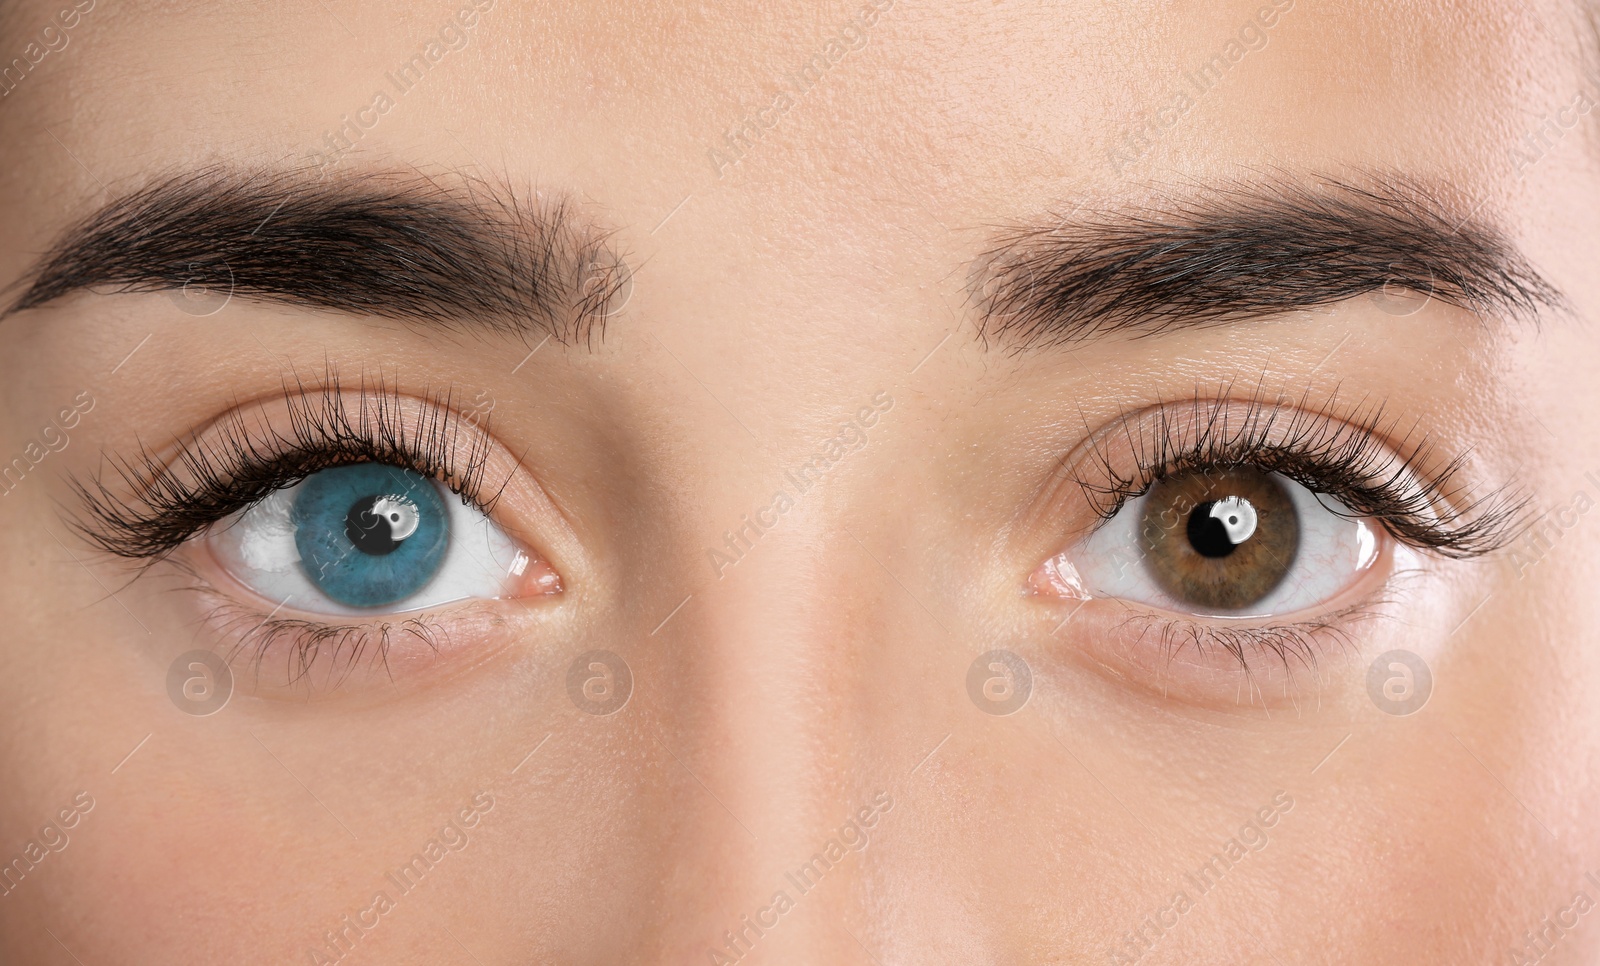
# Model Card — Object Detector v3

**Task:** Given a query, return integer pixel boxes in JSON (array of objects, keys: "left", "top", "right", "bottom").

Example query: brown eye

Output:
[{"left": 1138, "top": 468, "right": 1300, "bottom": 611}]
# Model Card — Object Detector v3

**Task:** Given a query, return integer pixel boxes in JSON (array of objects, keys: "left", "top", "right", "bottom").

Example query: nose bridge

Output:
[
  {"left": 611, "top": 298, "right": 923, "bottom": 958},
  {"left": 648, "top": 505, "right": 888, "bottom": 962}
]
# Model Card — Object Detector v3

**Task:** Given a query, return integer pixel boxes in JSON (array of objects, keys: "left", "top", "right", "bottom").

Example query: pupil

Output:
[
  {"left": 1187, "top": 501, "right": 1240, "bottom": 558},
  {"left": 345, "top": 495, "right": 403, "bottom": 555}
]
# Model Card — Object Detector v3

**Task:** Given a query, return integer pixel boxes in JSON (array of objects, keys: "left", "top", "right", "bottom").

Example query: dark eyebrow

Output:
[
  {"left": 971, "top": 176, "right": 1565, "bottom": 350},
  {"left": 0, "top": 165, "right": 630, "bottom": 345}
]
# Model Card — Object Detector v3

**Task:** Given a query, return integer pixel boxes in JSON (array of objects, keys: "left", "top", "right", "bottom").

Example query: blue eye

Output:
[
  {"left": 290, "top": 464, "right": 450, "bottom": 608},
  {"left": 208, "top": 462, "right": 539, "bottom": 616}
]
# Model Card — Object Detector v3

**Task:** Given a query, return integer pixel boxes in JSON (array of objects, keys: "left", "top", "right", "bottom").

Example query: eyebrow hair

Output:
[
  {"left": 971, "top": 176, "right": 1565, "bottom": 350},
  {"left": 0, "top": 165, "right": 630, "bottom": 345}
]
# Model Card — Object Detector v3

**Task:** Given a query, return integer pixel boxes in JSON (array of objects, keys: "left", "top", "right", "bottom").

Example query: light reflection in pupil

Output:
[
  {"left": 344, "top": 494, "right": 419, "bottom": 556},
  {"left": 1187, "top": 495, "right": 1258, "bottom": 558},
  {"left": 1187, "top": 501, "right": 1241, "bottom": 558}
]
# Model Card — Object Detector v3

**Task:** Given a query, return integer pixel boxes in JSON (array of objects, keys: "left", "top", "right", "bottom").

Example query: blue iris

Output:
[{"left": 292, "top": 464, "right": 450, "bottom": 608}]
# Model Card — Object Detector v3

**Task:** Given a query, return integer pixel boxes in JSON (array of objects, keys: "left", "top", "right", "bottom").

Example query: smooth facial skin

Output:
[{"left": 2, "top": 0, "right": 1599, "bottom": 962}]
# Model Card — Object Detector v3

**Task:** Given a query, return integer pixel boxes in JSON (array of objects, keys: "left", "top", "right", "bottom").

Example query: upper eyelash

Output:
[
  {"left": 70, "top": 372, "right": 501, "bottom": 563},
  {"left": 1072, "top": 385, "right": 1526, "bottom": 558}
]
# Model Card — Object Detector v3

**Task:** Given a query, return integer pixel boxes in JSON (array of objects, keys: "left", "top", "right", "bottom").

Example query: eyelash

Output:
[
  {"left": 73, "top": 374, "right": 501, "bottom": 562},
  {"left": 1119, "top": 596, "right": 1392, "bottom": 687},
  {"left": 72, "top": 376, "right": 503, "bottom": 688},
  {"left": 1062, "top": 388, "right": 1522, "bottom": 678},
  {"left": 201, "top": 592, "right": 448, "bottom": 690},
  {"left": 1072, "top": 387, "right": 1523, "bottom": 557}
]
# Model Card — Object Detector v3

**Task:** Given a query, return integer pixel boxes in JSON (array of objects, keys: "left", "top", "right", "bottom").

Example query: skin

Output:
[{"left": 1, "top": 0, "right": 1599, "bottom": 962}]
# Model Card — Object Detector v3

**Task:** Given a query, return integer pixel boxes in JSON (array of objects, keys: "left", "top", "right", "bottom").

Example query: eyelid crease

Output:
[
  {"left": 1062, "top": 383, "right": 1526, "bottom": 559},
  {"left": 69, "top": 368, "right": 506, "bottom": 565}
]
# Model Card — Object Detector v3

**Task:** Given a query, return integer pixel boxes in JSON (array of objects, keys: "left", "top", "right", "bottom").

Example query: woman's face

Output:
[{"left": 2, "top": 0, "right": 1599, "bottom": 962}]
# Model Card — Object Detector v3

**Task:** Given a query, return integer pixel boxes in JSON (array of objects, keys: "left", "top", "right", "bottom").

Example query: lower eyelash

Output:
[
  {"left": 1106, "top": 566, "right": 1421, "bottom": 684},
  {"left": 162, "top": 557, "right": 445, "bottom": 692},
  {"left": 206, "top": 591, "right": 447, "bottom": 691},
  {"left": 1121, "top": 605, "right": 1367, "bottom": 677}
]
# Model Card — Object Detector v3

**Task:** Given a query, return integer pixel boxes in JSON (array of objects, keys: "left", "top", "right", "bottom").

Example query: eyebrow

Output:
[
  {"left": 0, "top": 165, "right": 629, "bottom": 345},
  {"left": 971, "top": 176, "right": 1565, "bottom": 349}
]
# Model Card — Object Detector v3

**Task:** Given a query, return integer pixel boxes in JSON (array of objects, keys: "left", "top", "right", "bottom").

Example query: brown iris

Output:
[{"left": 1138, "top": 468, "right": 1299, "bottom": 611}]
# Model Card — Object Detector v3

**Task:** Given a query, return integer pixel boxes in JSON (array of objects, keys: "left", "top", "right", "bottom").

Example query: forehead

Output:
[{"left": 0, "top": 0, "right": 1586, "bottom": 242}]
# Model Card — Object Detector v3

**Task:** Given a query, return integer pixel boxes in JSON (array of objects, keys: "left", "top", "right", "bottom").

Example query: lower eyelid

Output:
[
  {"left": 1032, "top": 547, "right": 1428, "bottom": 712},
  {"left": 173, "top": 537, "right": 558, "bottom": 697},
  {"left": 1024, "top": 538, "right": 1381, "bottom": 707},
  {"left": 1046, "top": 600, "right": 1385, "bottom": 711},
  {"left": 191, "top": 583, "right": 539, "bottom": 697}
]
